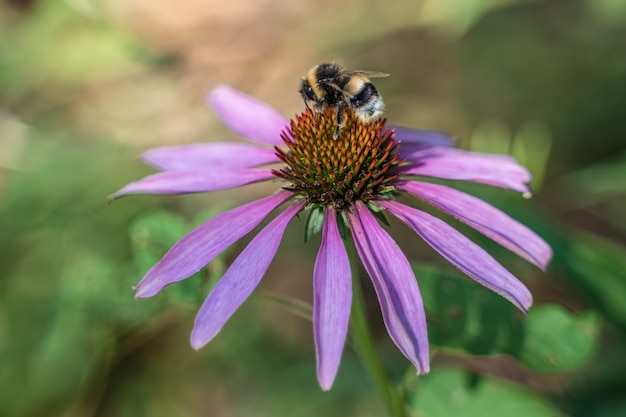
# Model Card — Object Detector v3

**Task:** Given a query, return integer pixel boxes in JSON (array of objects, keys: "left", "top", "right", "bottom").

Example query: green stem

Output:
[{"left": 349, "top": 256, "right": 406, "bottom": 417}]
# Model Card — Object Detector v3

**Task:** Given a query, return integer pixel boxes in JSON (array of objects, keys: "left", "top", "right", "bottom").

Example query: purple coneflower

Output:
[{"left": 113, "top": 85, "right": 551, "bottom": 390}]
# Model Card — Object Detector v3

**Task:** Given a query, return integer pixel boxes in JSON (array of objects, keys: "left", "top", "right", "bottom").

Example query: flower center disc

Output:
[{"left": 273, "top": 108, "right": 401, "bottom": 211}]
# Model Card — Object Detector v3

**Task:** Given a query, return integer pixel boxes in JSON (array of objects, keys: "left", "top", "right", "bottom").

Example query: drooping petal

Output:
[
  {"left": 313, "top": 208, "right": 351, "bottom": 391},
  {"left": 135, "top": 191, "right": 292, "bottom": 297},
  {"left": 347, "top": 201, "right": 430, "bottom": 374},
  {"left": 208, "top": 84, "right": 288, "bottom": 146},
  {"left": 111, "top": 168, "right": 274, "bottom": 198},
  {"left": 190, "top": 200, "right": 305, "bottom": 349},
  {"left": 141, "top": 142, "right": 279, "bottom": 171},
  {"left": 392, "top": 125, "right": 454, "bottom": 157},
  {"left": 400, "top": 148, "right": 532, "bottom": 194},
  {"left": 399, "top": 181, "right": 552, "bottom": 269},
  {"left": 379, "top": 199, "right": 533, "bottom": 312}
]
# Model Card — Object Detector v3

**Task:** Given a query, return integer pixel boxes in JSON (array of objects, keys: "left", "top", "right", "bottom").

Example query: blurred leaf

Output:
[
  {"left": 566, "top": 233, "right": 626, "bottom": 326},
  {"left": 469, "top": 118, "right": 512, "bottom": 155},
  {"left": 415, "top": 263, "right": 599, "bottom": 372},
  {"left": 469, "top": 118, "right": 551, "bottom": 192},
  {"left": 14, "top": 253, "right": 121, "bottom": 416},
  {"left": 0, "top": 0, "right": 146, "bottom": 96},
  {"left": 0, "top": 133, "right": 169, "bottom": 416},
  {"left": 557, "top": 152, "right": 626, "bottom": 233},
  {"left": 560, "top": 151, "right": 626, "bottom": 205},
  {"left": 408, "top": 368, "right": 565, "bottom": 417},
  {"left": 129, "top": 209, "right": 202, "bottom": 305},
  {"left": 129, "top": 209, "right": 188, "bottom": 275},
  {"left": 557, "top": 231, "right": 626, "bottom": 329},
  {"left": 414, "top": 262, "right": 523, "bottom": 356},
  {"left": 520, "top": 304, "right": 599, "bottom": 372},
  {"left": 485, "top": 199, "right": 626, "bottom": 330},
  {"left": 512, "top": 120, "right": 552, "bottom": 191},
  {"left": 584, "top": 0, "right": 626, "bottom": 26}
]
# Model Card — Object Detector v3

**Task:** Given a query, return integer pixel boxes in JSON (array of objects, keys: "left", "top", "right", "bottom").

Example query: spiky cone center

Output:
[{"left": 273, "top": 108, "right": 402, "bottom": 211}]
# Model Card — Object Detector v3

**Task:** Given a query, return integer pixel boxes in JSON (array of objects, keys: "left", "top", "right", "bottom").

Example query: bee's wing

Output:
[
  {"left": 327, "top": 82, "right": 346, "bottom": 93},
  {"left": 353, "top": 70, "right": 390, "bottom": 78}
]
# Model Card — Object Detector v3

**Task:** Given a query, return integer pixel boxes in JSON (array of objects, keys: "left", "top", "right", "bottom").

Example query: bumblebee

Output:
[{"left": 299, "top": 63, "right": 389, "bottom": 138}]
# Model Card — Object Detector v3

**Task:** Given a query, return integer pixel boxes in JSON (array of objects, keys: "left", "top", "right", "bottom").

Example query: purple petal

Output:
[
  {"left": 399, "top": 181, "right": 552, "bottom": 269},
  {"left": 347, "top": 201, "right": 430, "bottom": 374},
  {"left": 141, "top": 142, "right": 279, "bottom": 171},
  {"left": 400, "top": 148, "right": 532, "bottom": 194},
  {"left": 208, "top": 84, "right": 288, "bottom": 146},
  {"left": 190, "top": 200, "right": 305, "bottom": 349},
  {"left": 134, "top": 191, "right": 292, "bottom": 297},
  {"left": 391, "top": 125, "right": 454, "bottom": 158},
  {"left": 379, "top": 199, "right": 533, "bottom": 312},
  {"left": 313, "top": 209, "right": 351, "bottom": 391},
  {"left": 111, "top": 168, "right": 274, "bottom": 198}
]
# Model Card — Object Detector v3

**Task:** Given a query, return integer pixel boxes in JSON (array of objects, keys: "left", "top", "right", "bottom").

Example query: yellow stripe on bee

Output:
[{"left": 306, "top": 66, "right": 324, "bottom": 99}]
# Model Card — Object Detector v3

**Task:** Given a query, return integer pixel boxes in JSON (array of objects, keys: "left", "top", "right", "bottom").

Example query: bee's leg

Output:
[{"left": 333, "top": 101, "right": 345, "bottom": 139}]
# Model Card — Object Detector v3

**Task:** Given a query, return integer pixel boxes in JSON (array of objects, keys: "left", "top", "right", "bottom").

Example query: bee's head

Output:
[{"left": 299, "top": 78, "right": 319, "bottom": 103}]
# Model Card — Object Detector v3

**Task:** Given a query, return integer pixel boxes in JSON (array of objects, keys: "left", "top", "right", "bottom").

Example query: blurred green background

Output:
[{"left": 1, "top": 0, "right": 625, "bottom": 416}]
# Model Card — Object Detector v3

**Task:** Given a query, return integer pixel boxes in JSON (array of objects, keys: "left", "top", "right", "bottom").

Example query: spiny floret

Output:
[{"left": 273, "top": 108, "right": 402, "bottom": 210}]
